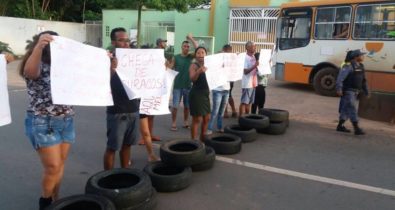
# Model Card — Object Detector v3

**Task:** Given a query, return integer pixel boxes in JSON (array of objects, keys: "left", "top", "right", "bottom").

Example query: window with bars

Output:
[
  {"left": 314, "top": 6, "right": 351, "bottom": 40},
  {"left": 353, "top": 3, "right": 395, "bottom": 40}
]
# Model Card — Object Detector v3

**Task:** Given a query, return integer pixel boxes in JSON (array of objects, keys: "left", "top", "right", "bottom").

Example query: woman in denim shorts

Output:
[{"left": 20, "top": 31, "right": 75, "bottom": 210}]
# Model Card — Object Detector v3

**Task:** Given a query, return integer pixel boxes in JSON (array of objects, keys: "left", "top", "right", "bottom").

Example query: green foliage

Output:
[{"left": 0, "top": 41, "right": 14, "bottom": 55}]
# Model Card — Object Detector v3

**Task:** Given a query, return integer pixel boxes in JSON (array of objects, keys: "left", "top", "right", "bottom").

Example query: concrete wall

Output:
[{"left": 0, "top": 16, "right": 86, "bottom": 55}]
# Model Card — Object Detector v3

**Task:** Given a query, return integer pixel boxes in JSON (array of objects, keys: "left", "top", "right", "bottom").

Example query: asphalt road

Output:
[{"left": 1, "top": 61, "right": 394, "bottom": 210}]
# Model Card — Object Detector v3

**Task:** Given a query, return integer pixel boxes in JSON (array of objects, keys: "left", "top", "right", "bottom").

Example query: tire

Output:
[
  {"left": 258, "top": 108, "right": 289, "bottom": 122},
  {"left": 47, "top": 194, "right": 116, "bottom": 210},
  {"left": 224, "top": 124, "right": 257, "bottom": 143},
  {"left": 160, "top": 139, "right": 206, "bottom": 167},
  {"left": 85, "top": 168, "right": 152, "bottom": 210},
  {"left": 191, "top": 146, "right": 216, "bottom": 172},
  {"left": 144, "top": 162, "right": 192, "bottom": 192},
  {"left": 238, "top": 114, "right": 270, "bottom": 129},
  {"left": 126, "top": 188, "right": 158, "bottom": 210},
  {"left": 205, "top": 133, "right": 242, "bottom": 155},
  {"left": 313, "top": 67, "right": 338, "bottom": 96},
  {"left": 256, "top": 121, "right": 287, "bottom": 135}
]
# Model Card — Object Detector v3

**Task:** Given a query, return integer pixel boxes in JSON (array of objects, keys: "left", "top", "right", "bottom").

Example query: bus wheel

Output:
[{"left": 313, "top": 67, "right": 338, "bottom": 96}]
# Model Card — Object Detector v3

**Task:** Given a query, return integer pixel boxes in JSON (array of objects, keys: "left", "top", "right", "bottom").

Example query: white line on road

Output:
[
  {"left": 216, "top": 156, "right": 395, "bottom": 198},
  {"left": 9, "top": 88, "right": 26, "bottom": 92}
]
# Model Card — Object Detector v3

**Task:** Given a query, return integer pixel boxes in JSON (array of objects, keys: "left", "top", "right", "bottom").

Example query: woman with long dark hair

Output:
[
  {"left": 189, "top": 47, "right": 210, "bottom": 141},
  {"left": 20, "top": 31, "right": 75, "bottom": 209}
]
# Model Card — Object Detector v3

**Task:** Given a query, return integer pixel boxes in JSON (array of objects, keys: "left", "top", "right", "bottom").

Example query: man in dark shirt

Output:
[
  {"left": 103, "top": 27, "right": 157, "bottom": 169},
  {"left": 336, "top": 49, "right": 369, "bottom": 135}
]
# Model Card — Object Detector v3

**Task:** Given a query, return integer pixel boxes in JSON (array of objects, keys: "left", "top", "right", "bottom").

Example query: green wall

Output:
[{"left": 212, "top": 0, "right": 231, "bottom": 52}]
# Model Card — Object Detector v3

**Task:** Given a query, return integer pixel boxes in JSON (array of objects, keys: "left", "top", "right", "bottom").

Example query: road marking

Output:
[
  {"left": 9, "top": 88, "right": 26, "bottom": 92},
  {"left": 216, "top": 156, "right": 395, "bottom": 198}
]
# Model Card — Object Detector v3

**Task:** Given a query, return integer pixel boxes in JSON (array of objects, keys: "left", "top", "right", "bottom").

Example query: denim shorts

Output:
[
  {"left": 25, "top": 112, "right": 76, "bottom": 150},
  {"left": 241, "top": 88, "right": 255, "bottom": 104},
  {"left": 172, "top": 88, "right": 190, "bottom": 109},
  {"left": 106, "top": 112, "right": 139, "bottom": 151}
]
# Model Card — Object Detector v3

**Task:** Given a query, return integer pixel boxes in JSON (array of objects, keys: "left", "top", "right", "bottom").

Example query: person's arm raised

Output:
[{"left": 24, "top": 34, "right": 53, "bottom": 79}]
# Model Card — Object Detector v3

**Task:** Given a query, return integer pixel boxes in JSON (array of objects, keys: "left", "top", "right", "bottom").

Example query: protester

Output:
[
  {"left": 189, "top": 46, "right": 210, "bottom": 141},
  {"left": 207, "top": 44, "right": 233, "bottom": 134},
  {"left": 336, "top": 49, "right": 369, "bottom": 135},
  {"left": 138, "top": 38, "right": 168, "bottom": 144},
  {"left": 251, "top": 52, "right": 269, "bottom": 114},
  {"left": 104, "top": 27, "right": 153, "bottom": 171},
  {"left": 239, "top": 41, "right": 258, "bottom": 115},
  {"left": 223, "top": 44, "right": 238, "bottom": 119},
  {"left": 0, "top": 51, "right": 15, "bottom": 63},
  {"left": 19, "top": 31, "right": 74, "bottom": 209},
  {"left": 170, "top": 34, "right": 199, "bottom": 131}
]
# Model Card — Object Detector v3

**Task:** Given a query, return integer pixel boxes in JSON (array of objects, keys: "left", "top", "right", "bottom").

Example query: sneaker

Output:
[
  {"left": 206, "top": 130, "right": 213, "bottom": 135},
  {"left": 336, "top": 125, "right": 351, "bottom": 133},
  {"left": 217, "top": 129, "right": 224, "bottom": 133}
]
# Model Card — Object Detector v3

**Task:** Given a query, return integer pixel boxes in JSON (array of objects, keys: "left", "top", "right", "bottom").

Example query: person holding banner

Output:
[
  {"left": 104, "top": 27, "right": 158, "bottom": 170},
  {"left": 170, "top": 34, "right": 199, "bottom": 131},
  {"left": 0, "top": 51, "right": 15, "bottom": 63},
  {"left": 251, "top": 52, "right": 269, "bottom": 114},
  {"left": 189, "top": 47, "right": 210, "bottom": 141},
  {"left": 239, "top": 41, "right": 259, "bottom": 115},
  {"left": 19, "top": 31, "right": 75, "bottom": 209},
  {"left": 207, "top": 44, "right": 233, "bottom": 134}
]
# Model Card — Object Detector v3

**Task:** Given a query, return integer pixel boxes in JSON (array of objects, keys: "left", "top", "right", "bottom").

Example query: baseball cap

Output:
[
  {"left": 156, "top": 38, "right": 167, "bottom": 46},
  {"left": 350, "top": 49, "right": 366, "bottom": 59}
]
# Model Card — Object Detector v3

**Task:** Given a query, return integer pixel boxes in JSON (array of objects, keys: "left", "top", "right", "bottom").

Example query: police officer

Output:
[{"left": 336, "top": 49, "right": 369, "bottom": 135}]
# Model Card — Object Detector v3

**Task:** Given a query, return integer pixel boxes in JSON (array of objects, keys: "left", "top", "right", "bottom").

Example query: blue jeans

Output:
[
  {"left": 172, "top": 88, "right": 190, "bottom": 109},
  {"left": 208, "top": 90, "right": 229, "bottom": 131},
  {"left": 339, "top": 91, "right": 358, "bottom": 122}
]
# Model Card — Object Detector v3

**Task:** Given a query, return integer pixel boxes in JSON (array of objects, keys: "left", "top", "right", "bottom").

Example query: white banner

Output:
[
  {"left": 0, "top": 55, "right": 11, "bottom": 126},
  {"left": 204, "top": 54, "right": 228, "bottom": 90},
  {"left": 224, "top": 53, "right": 245, "bottom": 82},
  {"left": 50, "top": 36, "right": 113, "bottom": 106},
  {"left": 116, "top": 49, "right": 167, "bottom": 100},
  {"left": 258, "top": 49, "right": 272, "bottom": 75},
  {"left": 139, "top": 69, "right": 178, "bottom": 115}
]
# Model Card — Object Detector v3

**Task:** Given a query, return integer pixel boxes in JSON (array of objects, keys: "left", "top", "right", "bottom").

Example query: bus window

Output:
[
  {"left": 279, "top": 8, "right": 312, "bottom": 50},
  {"left": 315, "top": 6, "right": 351, "bottom": 40},
  {"left": 354, "top": 3, "right": 395, "bottom": 40}
]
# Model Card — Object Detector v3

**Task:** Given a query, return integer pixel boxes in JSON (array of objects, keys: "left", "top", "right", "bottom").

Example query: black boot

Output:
[
  {"left": 39, "top": 197, "right": 52, "bottom": 210},
  {"left": 336, "top": 120, "right": 351, "bottom": 133},
  {"left": 352, "top": 122, "right": 365, "bottom": 135}
]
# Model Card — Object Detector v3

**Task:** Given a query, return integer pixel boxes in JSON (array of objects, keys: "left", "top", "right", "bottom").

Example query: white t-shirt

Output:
[{"left": 241, "top": 54, "right": 258, "bottom": 89}]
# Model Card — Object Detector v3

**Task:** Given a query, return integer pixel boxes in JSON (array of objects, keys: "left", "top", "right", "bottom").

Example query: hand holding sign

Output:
[{"left": 0, "top": 55, "right": 11, "bottom": 126}]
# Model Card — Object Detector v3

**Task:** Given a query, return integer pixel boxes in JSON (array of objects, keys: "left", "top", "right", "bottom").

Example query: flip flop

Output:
[
  {"left": 170, "top": 126, "right": 178, "bottom": 131},
  {"left": 152, "top": 136, "right": 161, "bottom": 141},
  {"left": 182, "top": 125, "right": 190, "bottom": 129}
]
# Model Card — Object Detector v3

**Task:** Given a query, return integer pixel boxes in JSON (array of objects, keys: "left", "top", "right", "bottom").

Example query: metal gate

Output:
[
  {"left": 85, "top": 20, "right": 102, "bottom": 47},
  {"left": 229, "top": 8, "right": 280, "bottom": 53}
]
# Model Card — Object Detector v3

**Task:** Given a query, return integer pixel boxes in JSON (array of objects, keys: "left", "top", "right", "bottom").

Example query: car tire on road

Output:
[
  {"left": 259, "top": 108, "right": 289, "bottom": 122},
  {"left": 144, "top": 162, "right": 192, "bottom": 192},
  {"left": 160, "top": 139, "right": 206, "bottom": 167},
  {"left": 256, "top": 121, "right": 287, "bottom": 135},
  {"left": 47, "top": 194, "right": 116, "bottom": 210},
  {"left": 205, "top": 133, "right": 242, "bottom": 155},
  {"left": 191, "top": 146, "right": 216, "bottom": 172},
  {"left": 224, "top": 124, "right": 257, "bottom": 143},
  {"left": 126, "top": 188, "right": 158, "bottom": 210},
  {"left": 238, "top": 114, "right": 270, "bottom": 129},
  {"left": 313, "top": 67, "right": 338, "bottom": 97},
  {"left": 85, "top": 168, "right": 152, "bottom": 210}
]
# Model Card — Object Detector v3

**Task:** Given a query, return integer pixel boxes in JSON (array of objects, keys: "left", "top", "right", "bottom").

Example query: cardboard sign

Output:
[
  {"left": 139, "top": 69, "right": 178, "bottom": 115},
  {"left": 224, "top": 53, "right": 245, "bottom": 81},
  {"left": 116, "top": 49, "right": 167, "bottom": 100},
  {"left": 0, "top": 55, "right": 11, "bottom": 126},
  {"left": 257, "top": 49, "right": 272, "bottom": 75},
  {"left": 50, "top": 36, "right": 113, "bottom": 106}
]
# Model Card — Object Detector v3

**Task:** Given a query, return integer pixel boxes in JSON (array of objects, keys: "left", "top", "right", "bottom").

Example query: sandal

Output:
[
  {"left": 182, "top": 125, "right": 190, "bottom": 129},
  {"left": 170, "top": 126, "right": 178, "bottom": 131}
]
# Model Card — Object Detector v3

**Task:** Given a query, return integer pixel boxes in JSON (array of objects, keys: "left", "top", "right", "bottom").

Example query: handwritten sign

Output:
[
  {"left": 204, "top": 54, "right": 229, "bottom": 90},
  {"left": 116, "top": 49, "right": 167, "bottom": 100},
  {"left": 50, "top": 36, "right": 113, "bottom": 106},
  {"left": 0, "top": 55, "right": 11, "bottom": 126},
  {"left": 257, "top": 49, "right": 272, "bottom": 75},
  {"left": 224, "top": 53, "right": 245, "bottom": 82},
  {"left": 139, "top": 69, "right": 178, "bottom": 115}
]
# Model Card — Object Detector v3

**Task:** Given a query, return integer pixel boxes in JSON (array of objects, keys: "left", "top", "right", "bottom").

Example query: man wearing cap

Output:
[{"left": 336, "top": 49, "right": 369, "bottom": 135}]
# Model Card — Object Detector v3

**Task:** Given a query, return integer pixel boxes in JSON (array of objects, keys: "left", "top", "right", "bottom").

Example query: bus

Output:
[{"left": 272, "top": 0, "right": 395, "bottom": 98}]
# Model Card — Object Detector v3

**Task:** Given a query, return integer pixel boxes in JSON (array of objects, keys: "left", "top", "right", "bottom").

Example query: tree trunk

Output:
[{"left": 137, "top": 3, "right": 143, "bottom": 48}]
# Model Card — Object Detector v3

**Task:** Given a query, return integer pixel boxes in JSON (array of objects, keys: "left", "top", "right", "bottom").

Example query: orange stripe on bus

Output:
[
  {"left": 284, "top": 63, "right": 312, "bottom": 84},
  {"left": 366, "top": 71, "right": 395, "bottom": 92}
]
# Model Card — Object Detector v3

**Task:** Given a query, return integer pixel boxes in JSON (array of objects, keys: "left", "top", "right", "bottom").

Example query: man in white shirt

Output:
[{"left": 239, "top": 41, "right": 258, "bottom": 115}]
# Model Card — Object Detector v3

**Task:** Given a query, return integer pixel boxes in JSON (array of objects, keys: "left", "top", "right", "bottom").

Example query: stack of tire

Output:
[
  {"left": 257, "top": 108, "right": 289, "bottom": 135},
  {"left": 47, "top": 194, "right": 116, "bottom": 210},
  {"left": 144, "top": 139, "right": 216, "bottom": 193},
  {"left": 85, "top": 168, "right": 157, "bottom": 210}
]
